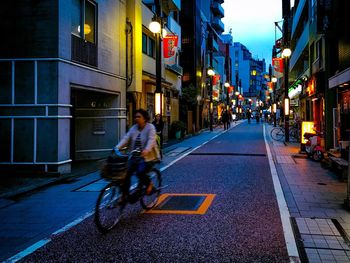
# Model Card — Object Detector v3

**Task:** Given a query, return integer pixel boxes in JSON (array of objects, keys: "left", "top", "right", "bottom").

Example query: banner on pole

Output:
[
  {"left": 272, "top": 58, "right": 284, "bottom": 78},
  {"left": 163, "top": 34, "right": 179, "bottom": 65}
]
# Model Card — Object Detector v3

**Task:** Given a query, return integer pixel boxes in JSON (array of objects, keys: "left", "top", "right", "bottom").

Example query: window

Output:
[
  {"left": 142, "top": 33, "right": 148, "bottom": 54},
  {"left": 142, "top": 33, "right": 155, "bottom": 58},
  {"left": 71, "top": 0, "right": 97, "bottom": 66},
  {"left": 71, "top": 0, "right": 96, "bottom": 44},
  {"left": 85, "top": 1, "right": 96, "bottom": 43},
  {"left": 148, "top": 37, "right": 155, "bottom": 57},
  {"left": 71, "top": 0, "right": 82, "bottom": 37}
]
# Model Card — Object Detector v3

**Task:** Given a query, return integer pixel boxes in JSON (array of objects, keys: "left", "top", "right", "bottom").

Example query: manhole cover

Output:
[
  {"left": 145, "top": 194, "right": 216, "bottom": 215},
  {"left": 155, "top": 195, "right": 205, "bottom": 211}
]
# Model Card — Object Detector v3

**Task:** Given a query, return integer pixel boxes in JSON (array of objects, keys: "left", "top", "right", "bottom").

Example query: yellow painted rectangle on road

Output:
[{"left": 144, "top": 193, "right": 216, "bottom": 215}]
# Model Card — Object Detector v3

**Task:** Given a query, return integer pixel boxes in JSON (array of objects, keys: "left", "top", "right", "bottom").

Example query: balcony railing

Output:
[
  {"left": 291, "top": 0, "right": 307, "bottom": 38},
  {"left": 71, "top": 35, "right": 97, "bottom": 67},
  {"left": 312, "top": 57, "right": 324, "bottom": 74},
  {"left": 290, "top": 24, "right": 309, "bottom": 71},
  {"left": 212, "top": 17, "right": 224, "bottom": 33},
  {"left": 165, "top": 64, "right": 183, "bottom": 76},
  {"left": 211, "top": 2, "right": 224, "bottom": 18}
]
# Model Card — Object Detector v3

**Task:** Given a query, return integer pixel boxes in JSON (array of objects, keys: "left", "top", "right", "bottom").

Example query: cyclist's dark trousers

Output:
[{"left": 122, "top": 159, "right": 152, "bottom": 196}]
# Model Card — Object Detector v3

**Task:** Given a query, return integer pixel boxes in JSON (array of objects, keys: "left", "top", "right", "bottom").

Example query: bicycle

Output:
[
  {"left": 270, "top": 124, "right": 301, "bottom": 142},
  {"left": 94, "top": 148, "right": 162, "bottom": 233}
]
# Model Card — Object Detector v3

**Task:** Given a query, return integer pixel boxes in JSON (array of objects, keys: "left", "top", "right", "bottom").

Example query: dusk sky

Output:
[{"left": 222, "top": 0, "right": 283, "bottom": 67}]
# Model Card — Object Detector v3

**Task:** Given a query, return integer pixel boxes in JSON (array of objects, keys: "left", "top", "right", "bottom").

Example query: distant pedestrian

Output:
[
  {"left": 221, "top": 110, "right": 229, "bottom": 130},
  {"left": 227, "top": 110, "right": 232, "bottom": 128},
  {"left": 256, "top": 112, "right": 260, "bottom": 123},
  {"left": 264, "top": 111, "right": 268, "bottom": 123},
  {"left": 247, "top": 110, "right": 251, "bottom": 124}
]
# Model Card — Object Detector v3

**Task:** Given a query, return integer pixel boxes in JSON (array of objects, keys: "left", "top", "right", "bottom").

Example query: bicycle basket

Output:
[{"left": 100, "top": 152, "right": 128, "bottom": 181}]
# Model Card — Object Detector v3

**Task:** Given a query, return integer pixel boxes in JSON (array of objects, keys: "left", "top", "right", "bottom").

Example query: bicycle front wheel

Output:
[
  {"left": 271, "top": 127, "right": 285, "bottom": 141},
  {"left": 140, "top": 168, "right": 162, "bottom": 210},
  {"left": 94, "top": 182, "right": 124, "bottom": 233}
]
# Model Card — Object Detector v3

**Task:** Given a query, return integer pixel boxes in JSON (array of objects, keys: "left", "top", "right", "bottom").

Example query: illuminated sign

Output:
[{"left": 301, "top": 121, "right": 316, "bottom": 144}]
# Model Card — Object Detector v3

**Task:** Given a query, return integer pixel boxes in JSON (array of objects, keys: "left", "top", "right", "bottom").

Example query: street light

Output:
[
  {"left": 207, "top": 67, "right": 215, "bottom": 131},
  {"left": 283, "top": 47, "right": 292, "bottom": 142},
  {"left": 282, "top": 48, "right": 292, "bottom": 58},
  {"left": 149, "top": 20, "right": 161, "bottom": 34},
  {"left": 272, "top": 77, "right": 278, "bottom": 83},
  {"left": 149, "top": 15, "right": 163, "bottom": 121}
]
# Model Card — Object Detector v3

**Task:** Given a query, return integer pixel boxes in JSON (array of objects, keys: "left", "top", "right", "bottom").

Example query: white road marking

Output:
[
  {"left": 263, "top": 124, "right": 300, "bottom": 263},
  {"left": 6, "top": 122, "right": 244, "bottom": 263},
  {"left": 5, "top": 239, "right": 51, "bottom": 263}
]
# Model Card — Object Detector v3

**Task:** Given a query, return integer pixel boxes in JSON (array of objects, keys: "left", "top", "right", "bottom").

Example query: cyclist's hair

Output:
[{"left": 135, "top": 108, "right": 150, "bottom": 122}]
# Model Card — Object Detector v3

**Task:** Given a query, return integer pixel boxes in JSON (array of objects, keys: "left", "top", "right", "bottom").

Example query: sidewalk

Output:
[
  {"left": 266, "top": 124, "right": 350, "bottom": 263},
  {"left": 0, "top": 126, "right": 213, "bottom": 200}
]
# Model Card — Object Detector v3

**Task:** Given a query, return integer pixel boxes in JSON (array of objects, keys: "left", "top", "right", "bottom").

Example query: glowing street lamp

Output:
[
  {"left": 207, "top": 68, "right": 215, "bottom": 76},
  {"left": 272, "top": 77, "right": 278, "bottom": 83},
  {"left": 149, "top": 20, "right": 161, "bottom": 34},
  {"left": 282, "top": 48, "right": 292, "bottom": 58}
]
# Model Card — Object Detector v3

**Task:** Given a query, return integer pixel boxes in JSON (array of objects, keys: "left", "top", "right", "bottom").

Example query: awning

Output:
[{"left": 329, "top": 67, "right": 350, "bottom": 88}]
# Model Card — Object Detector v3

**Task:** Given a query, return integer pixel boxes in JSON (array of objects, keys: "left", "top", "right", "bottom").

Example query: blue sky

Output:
[{"left": 222, "top": 0, "right": 283, "bottom": 66}]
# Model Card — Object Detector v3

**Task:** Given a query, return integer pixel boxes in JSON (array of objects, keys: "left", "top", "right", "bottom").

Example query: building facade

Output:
[
  {"left": 328, "top": 0, "right": 350, "bottom": 155},
  {"left": 0, "top": 0, "right": 129, "bottom": 174},
  {"left": 140, "top": 0, "right": 182, "bottom": 141},
  {"left": 287, "top": 0, "right": 338, "bottom": 149},
  {"left": 180, "top": 0, "right": 225, "bottom": 132}
]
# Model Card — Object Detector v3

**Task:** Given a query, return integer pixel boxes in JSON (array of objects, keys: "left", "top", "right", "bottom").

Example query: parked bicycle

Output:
[
  {"left": 270, "top": 124, "right": 300, "bottom": 142},
  {"left": 94, "top": 148, "right": 162, "bottom": 233}
]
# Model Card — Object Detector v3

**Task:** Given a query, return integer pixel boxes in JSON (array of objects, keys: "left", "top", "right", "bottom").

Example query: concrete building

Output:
[
  {"left": 180, "top": 0, "right": 225, "bottom": 130},
  {"left": 0, "top": 0, "right": 130, "bottom": 174},
  {"left": 288, "top": 0, "right": 337, "bottom": 148},
  {"left": 328, "top": 0, "right": 350, "bottom": 153},
  {"left": 128, "top": 0, "right": 182, "bottom": 141},
  {"left": 231, "top": 43, "right": 251, "bottom": 95}
]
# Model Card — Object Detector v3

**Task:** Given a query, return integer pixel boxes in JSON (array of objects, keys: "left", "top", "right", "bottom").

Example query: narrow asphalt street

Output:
[{"left": 13, "top": 122, "right": 290, "bottom": 262}]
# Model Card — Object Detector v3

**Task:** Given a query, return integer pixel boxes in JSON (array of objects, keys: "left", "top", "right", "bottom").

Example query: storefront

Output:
[{"left": 329, "top": 67, "right": 350, "bottom": 157}]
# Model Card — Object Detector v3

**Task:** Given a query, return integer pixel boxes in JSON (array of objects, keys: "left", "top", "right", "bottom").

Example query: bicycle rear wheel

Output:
[
  {"left": 271, "top": 127, "right": 285, "bottom": 141},
  {"left": 94, "top": 182, "right": 124, "bottom": 233},
  {"left": 140, "top": 168, "right": 162, "bottom": 210}
]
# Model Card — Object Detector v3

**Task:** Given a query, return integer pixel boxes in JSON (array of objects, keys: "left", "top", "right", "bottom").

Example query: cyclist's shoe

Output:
[{"left": 146, "top": 182, "right": 154, "bottom": 195}]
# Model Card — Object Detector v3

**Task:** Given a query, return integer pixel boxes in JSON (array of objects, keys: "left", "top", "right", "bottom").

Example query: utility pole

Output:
[
  {"left": 282, "top": 0, "right": 290, "bottom": 142},
  {"left": 208, "top": 30, "right": 214, "bottom": 132}
]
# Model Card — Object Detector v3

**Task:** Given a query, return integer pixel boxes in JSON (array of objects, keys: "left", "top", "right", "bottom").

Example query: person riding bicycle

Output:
[{"left": 115, "top": 109, "right": 160, "bottom": 204}]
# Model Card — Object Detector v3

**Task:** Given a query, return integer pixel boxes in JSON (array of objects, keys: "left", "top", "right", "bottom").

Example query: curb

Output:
[{"left": 0, "top": 162, "right": 104, "bottom": 199}]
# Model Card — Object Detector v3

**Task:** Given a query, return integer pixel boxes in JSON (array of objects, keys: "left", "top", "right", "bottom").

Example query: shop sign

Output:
[
  {"left": 288, "top": 83, "right": 302, "bottom": 99},
  {"left": 163, "top": 34, "right": 179, "bottom": 66},
  {"left": 301, "top": 121, "right": 316, "bottom": 144},
  {"left": 307, "top": 78, "right": 316, "bottom": 96}
]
